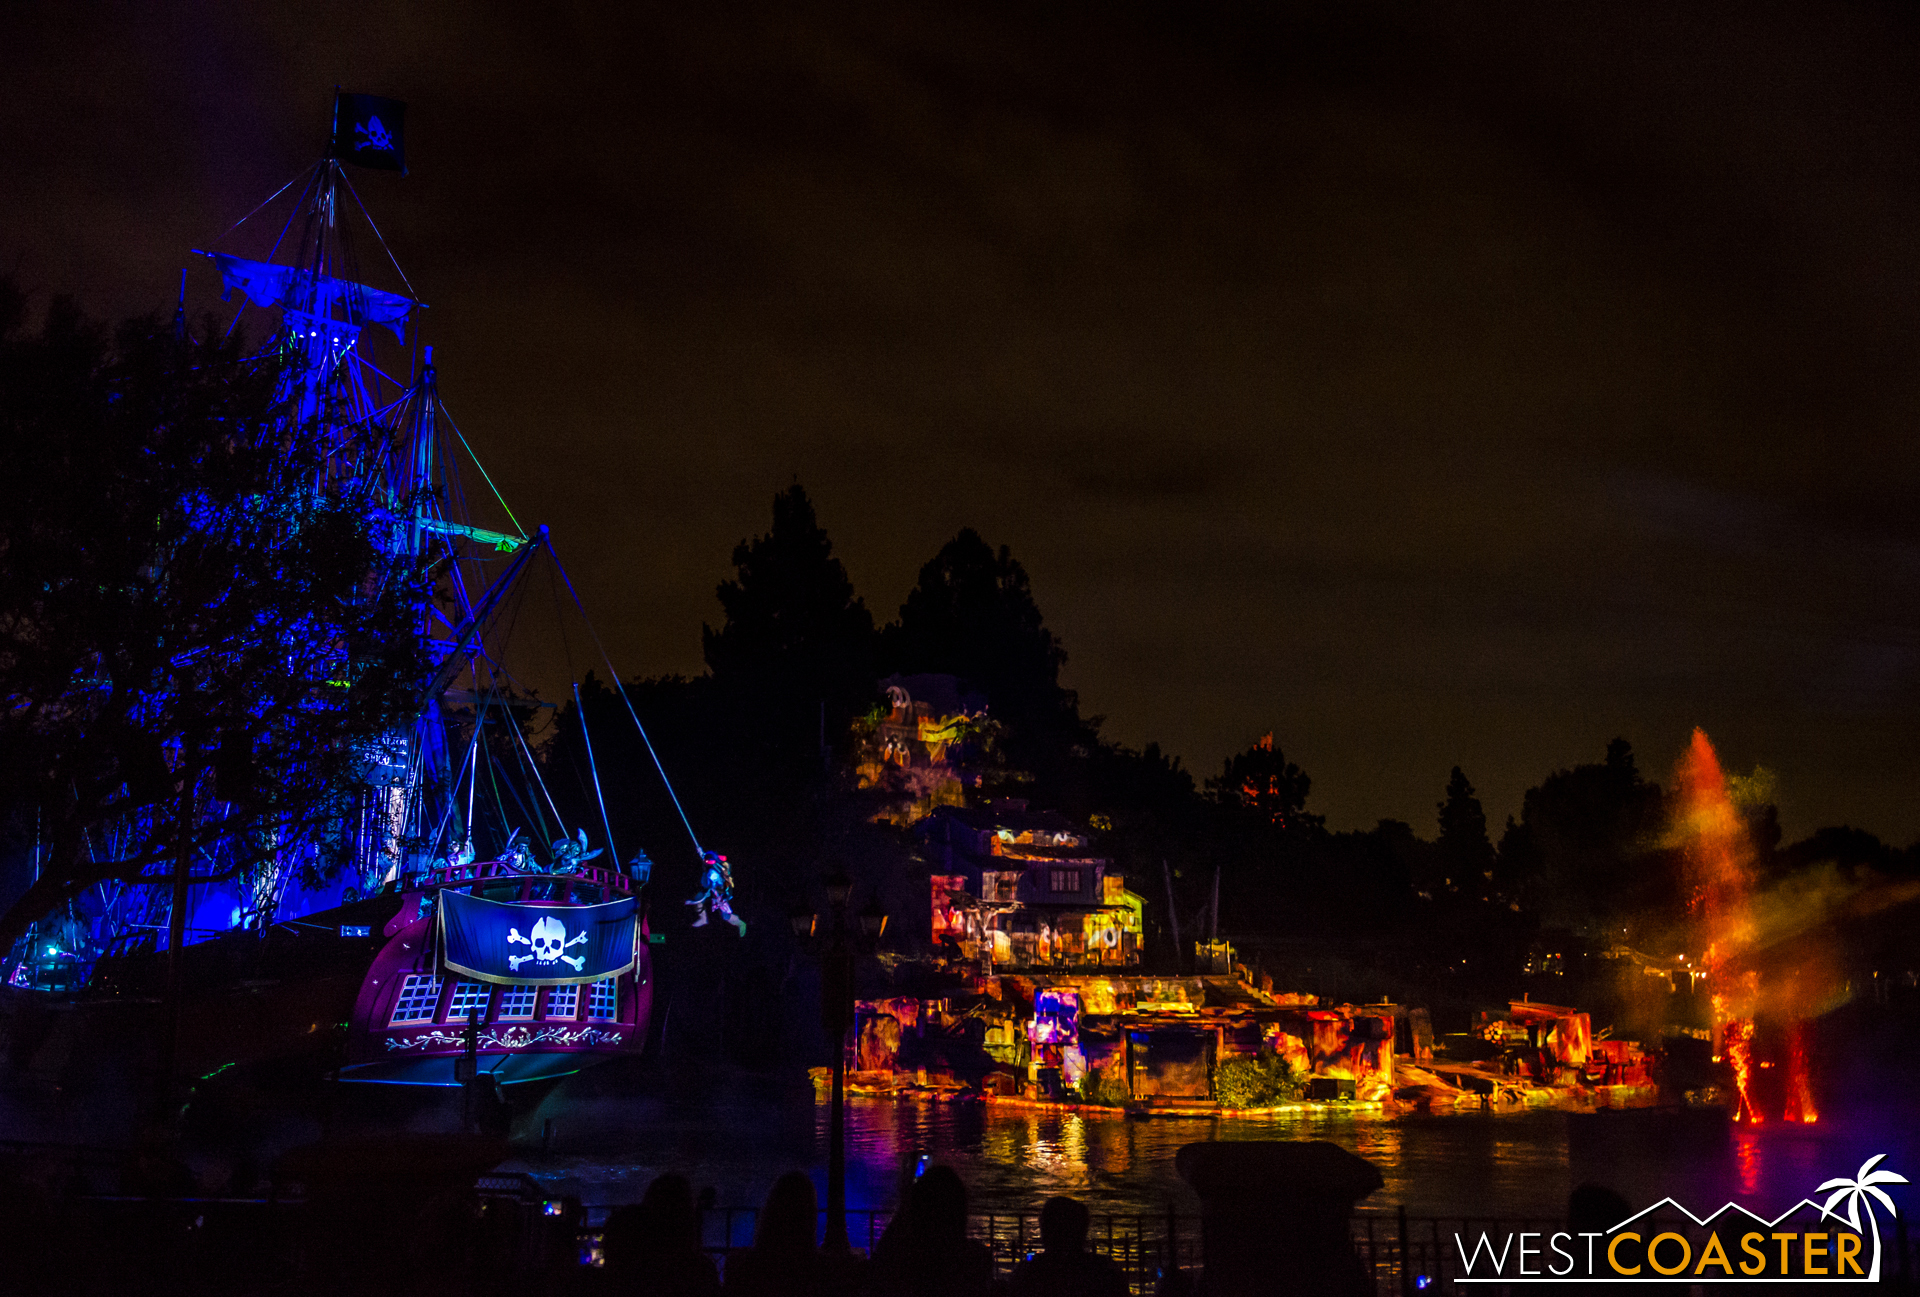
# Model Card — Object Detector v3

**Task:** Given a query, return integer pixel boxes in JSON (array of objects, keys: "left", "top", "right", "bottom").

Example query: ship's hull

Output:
[
  {"left": 339, "top": 863, "right": 652, "bottom": 1086},
  {"left": 46, "top": 868, "right": 651, "bottom": 1090}
]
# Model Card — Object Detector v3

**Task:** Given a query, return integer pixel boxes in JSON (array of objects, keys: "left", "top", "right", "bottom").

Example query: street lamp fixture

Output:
[{"left": 857, "top": 898, "right": 888, "bottom": 940}]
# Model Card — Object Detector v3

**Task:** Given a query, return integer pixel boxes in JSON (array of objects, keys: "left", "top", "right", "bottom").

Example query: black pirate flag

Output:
[{"left": 330, "top": 91, "right": 406, "bottom": 172}]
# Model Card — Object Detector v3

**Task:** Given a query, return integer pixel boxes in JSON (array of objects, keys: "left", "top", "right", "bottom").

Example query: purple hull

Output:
[{"left": 341, "top": 858, "right": 652, "bottom": 1085}]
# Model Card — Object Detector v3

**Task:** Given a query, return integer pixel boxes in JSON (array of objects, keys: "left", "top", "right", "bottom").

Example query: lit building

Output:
[{"left": 923, "top": 800, "right": 1145, "bottom": 970}]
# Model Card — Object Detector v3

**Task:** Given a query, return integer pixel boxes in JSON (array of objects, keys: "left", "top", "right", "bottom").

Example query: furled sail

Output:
[{"left": 198, "top": 251, "right": 420, "bottom": 344}]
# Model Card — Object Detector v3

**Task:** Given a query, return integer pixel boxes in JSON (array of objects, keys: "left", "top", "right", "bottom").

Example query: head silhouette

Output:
[
  {"left": 639, "top": 1172, "right": 700, "bottom": 1251},
  {"left": 908, "top": 1165, "right": 969, "bottom": 1249},
  {"left": 1568, "top": 1183, "right": 1631, "bottom": 1234},
  {"left": 1039, "top": 1195, "right": 1090, "bottom": 1254},
  {"left": 756, "top": 1172, "right": 818, "bottom": 1253}
]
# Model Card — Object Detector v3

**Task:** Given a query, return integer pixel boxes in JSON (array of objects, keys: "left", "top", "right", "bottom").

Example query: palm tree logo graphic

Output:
[{"left": 1817, "top": 1154, "right": 1909, "bottom": 1282}]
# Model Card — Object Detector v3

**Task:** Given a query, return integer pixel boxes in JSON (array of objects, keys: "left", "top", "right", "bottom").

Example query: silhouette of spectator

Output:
[
  {"left": 403, "top": 1186, "right": 485, "bottom": 1297},
  {"left": 1009, "top": 1197, "right": 1128, "bottom": 1297},
  {"left": 1567, "top": 1183, "right": 1631, "bottom": 1233},
  {"left": 725, "top": 1172, "right": 826, "bottom": 1296},
  {"left": 867, "top": 1165, "right": 993, "bottom": 1297},
  {"left": 1567, "top": 1184, "right": 1635, "bottom": 1296},
  {"left": 602, "top": 1173, "right": 719, "bottom": 1296}
]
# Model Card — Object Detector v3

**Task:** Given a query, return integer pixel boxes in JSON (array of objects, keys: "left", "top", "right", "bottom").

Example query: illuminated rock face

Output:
[
  {"left": 853, "top": 674, "right": 990, "bottom": 825},
  {"left": 851, "top": 976, "right": 1396, "bottom": 1104}
]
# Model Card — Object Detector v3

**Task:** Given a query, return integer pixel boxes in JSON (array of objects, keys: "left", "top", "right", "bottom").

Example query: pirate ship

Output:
[{"left": 10, "top": 93, "right": 727, "bottom": 1089}]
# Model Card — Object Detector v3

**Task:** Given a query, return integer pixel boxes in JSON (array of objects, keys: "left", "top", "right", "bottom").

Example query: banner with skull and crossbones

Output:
[{"left": 438, "top": 888, "right": 638, "bottom": 986}]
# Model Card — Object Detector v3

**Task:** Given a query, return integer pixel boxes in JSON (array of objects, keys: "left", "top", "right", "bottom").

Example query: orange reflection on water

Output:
[{"left": 1733, "top": 1127, "right": 1763, "bottom": 1197}]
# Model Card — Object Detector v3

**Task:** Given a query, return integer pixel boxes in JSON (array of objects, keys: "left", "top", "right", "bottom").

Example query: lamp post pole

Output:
[
  {"left": 823, "top": 885, "right": 852, "bottom": 1255},
  {"left": 795, "top": 874, "right": 885, "bottom": 1258}
]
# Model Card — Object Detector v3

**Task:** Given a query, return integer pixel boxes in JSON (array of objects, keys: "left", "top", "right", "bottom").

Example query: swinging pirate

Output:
[{"left": 688, "top": 852, "right": 746, "bottom": 937}]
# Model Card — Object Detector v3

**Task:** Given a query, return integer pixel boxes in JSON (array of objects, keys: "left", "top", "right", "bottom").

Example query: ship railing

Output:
[{"left": 423, "top": 858, "right": 633, "bottom": 895}]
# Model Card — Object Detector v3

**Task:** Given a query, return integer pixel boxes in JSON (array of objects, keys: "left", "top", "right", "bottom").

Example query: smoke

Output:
[{"left": 1660, "top": 727, "right": 1920, "bottom": 1121}]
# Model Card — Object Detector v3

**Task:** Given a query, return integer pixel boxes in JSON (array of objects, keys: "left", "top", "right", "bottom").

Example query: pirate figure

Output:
[
  {"left": 497, "top": 828, "right": 534, "bottom": 873},
  {"left": 548, "top": 827, "right": 604, "bottom": 874},
  {"left": 444, "top": 836, "right": 477, "bottom": 870},
  {"left": 688, "top": 851, "right": 746, "bottom": 937}
]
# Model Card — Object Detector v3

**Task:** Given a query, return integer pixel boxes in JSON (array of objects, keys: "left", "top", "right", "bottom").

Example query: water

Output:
[{"left": 506, "top": 1068, "right": 1916, "bottom": 1223}]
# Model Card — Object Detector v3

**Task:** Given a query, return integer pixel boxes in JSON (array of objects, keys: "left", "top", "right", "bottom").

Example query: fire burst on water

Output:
[
  {"left": 1784, "top": 1018, "right": 1818, "bottom": 1124},
  {"left": 1674, "top": 730, "right": 1814, "bottom": 1124},
  {"left": 1717, "top": 1007, "right": 1761, "bottom": 1124}
]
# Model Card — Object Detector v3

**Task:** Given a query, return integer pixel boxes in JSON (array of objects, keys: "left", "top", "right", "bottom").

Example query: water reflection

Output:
[
  {"left": 817, "top": 1098, "right": 1572, "bottom": 1217},
  {"left": 518, "top": 1077, "right": 1907, "bottom": 1223}
]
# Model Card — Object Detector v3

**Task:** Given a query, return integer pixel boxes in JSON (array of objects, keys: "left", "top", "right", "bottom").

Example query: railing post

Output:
[
  {"left": 1166, "top": 1200, "right": 1179, "bottom": 1280},
  {"left": 1398, "top": 1205, "right": 1411, "bottom": 1297}
]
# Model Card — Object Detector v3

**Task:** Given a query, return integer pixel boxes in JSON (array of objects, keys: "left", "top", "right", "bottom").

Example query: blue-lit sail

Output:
[{"left": 202, "top": 252, "right": 417, "bottom": 343}]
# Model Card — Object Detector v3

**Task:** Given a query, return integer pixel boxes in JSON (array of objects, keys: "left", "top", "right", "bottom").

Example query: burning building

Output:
[{"left": 923, "top": 801, "right": 1146, "bottom": 970}]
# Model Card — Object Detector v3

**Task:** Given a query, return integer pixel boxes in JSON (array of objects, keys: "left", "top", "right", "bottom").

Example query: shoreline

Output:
[{"left": 806, "top": 1069, "right": 1661, "bottom": 1118}]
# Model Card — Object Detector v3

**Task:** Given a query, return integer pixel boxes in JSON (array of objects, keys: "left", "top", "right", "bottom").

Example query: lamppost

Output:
[{"left": 791, "top": 871, "right": 887, "bottom": 1254}]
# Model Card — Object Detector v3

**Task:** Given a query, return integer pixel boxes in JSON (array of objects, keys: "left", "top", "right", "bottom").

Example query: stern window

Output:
[
  {"left": 586, "top": 979, "right": 618, "bottom": 1021},
  {"left": 496, "top": 985, "right": 537, "bottom": 1020},
  {"left": 445, "top": 981, "right": 489, "bottom": 1023},
  {"left": 544, "top": 985, "right": 580, "bottom": 1019},
  {"left": 389, "top": 974, "right": 443, "bottom": 1026}
]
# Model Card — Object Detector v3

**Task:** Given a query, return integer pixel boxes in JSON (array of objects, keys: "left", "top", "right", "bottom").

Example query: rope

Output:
[
  {"left": 575, "top": 683, "right": 619, "bottom": 864},
  {"left": 547, "top": 544, "right": 705, "bottom": 857},
  {"left": 334, "top": 165, "right": 422, "bottom": 301},
  {"left": 466, "top": 692, "right": 481, "bottom": 836},
  {"left": 504, "top": 696, "right": 567, "bottom": 838},
  {"left": 429, "top": 691, "right": 486, "bottom": 853},
  {"left": 439, "top": 405, "right": 527, "bottom": 538},
  {"left": 210, "top": 163, "right": 316, "bottom": 247},
  {"left": 223, "top": 165, "right": 321, "bottom": 342}
]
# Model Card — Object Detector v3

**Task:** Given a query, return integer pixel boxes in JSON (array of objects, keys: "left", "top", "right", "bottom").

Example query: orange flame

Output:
[
  {"left": 1722, "top": 1015, "right": 1762, "bottom": 1124},
  {"left": 1783, "top": 1019, "right": 1818, "bottom": 1124},
  {"left": 1679, "top": 731, "right": 1765, "bottom": 1123}
]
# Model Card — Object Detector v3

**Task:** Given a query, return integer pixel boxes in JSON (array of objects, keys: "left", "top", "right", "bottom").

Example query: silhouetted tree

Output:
[
  {"left": 0, "top": 284, "right": 429, "bottom": 950},
  {"left": 880, "top": 528, "right": 1092, "bottom": 785},
  {"left": 705, "top": 485, "right": 874, "bottom": 709},
  {"left": 1493, "top": 814, "right": 1546, "bottom": 911},
  {"left": 1512, "top": 738, "right": 1668, "bottom": 936},
  {"left": 1206, "top": 732, "right": 1322, "bottom": 835},
  {"left": 1778, "top": 825, "right": 1903, "bottom": 881},
  {"left": 1434, "top": 766, "right": 1496, "bottom": 899},
  {"left": 1081, "top": 741, "right": 1207, "bottom": 959}
]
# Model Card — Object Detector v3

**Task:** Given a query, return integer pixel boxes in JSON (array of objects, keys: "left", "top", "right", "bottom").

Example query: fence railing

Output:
[
  {"left": 1351, "top": 1210, "right": 1564, "bottom": 1296},
  {"left": 677, "top": 1204, "right": 1544, "bottom": 1295},
  {"left": 62, "top": 1185, "right": 1917, "bottom": 1296},
  {"left": 665, "top": 1205, "right": 1198, "bottom": 1294}
]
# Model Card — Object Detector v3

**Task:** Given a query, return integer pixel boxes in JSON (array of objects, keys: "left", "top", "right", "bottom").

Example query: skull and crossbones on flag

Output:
[
  {"left": 506, "top": 914, "right": 590, "bottom": 971},
  {"left": 330, "top": 90, "right": 407, "bottom": 173}
]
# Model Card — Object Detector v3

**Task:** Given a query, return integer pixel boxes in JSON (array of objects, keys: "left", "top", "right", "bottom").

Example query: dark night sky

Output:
[{"left": 8, "top": 2, "right": 1920, "bottom": 842}]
